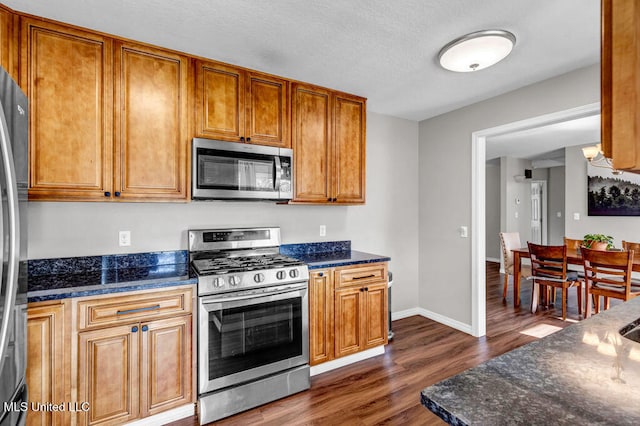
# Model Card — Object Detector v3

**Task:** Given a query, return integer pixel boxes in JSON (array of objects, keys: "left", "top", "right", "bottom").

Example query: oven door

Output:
[
  {"left": 198, "top": 283, "right": 308, "bottom": 394},
  {"left": 192, "top": 138, "right": 292, "bottom": 200}
]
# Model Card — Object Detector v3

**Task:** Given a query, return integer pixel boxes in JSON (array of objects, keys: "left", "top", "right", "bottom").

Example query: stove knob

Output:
[
  {"left": 213, "top": 277, "right": 224, "bottom": 288},
  {"left": 229, "top": 276, "right": 240, "bottom": 286},
  {"left": 276, "top": 270, "right": 286, "bottom": 280},
  {"left": 254, "top": 273, "right": 265, "bottom": 283},
  {"left": 289, "top": 269, "right": 299, "bottom": 278}
]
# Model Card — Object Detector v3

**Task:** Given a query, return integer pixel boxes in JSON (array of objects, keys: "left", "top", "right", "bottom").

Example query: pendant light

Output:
[{"left": 438, "top": 30, "right": 516, "bottom": 72}]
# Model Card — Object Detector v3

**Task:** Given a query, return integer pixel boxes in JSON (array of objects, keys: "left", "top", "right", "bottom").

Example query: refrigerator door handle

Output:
[{"left": 0, "top": 101, "right": 20, "bottom": 367}]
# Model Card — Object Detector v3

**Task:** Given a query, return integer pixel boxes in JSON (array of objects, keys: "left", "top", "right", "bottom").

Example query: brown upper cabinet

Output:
[
  {"left": 195, "top": 60, "right": 290, "bottom": 148},
  {"left": 0, "top": 5, "right": 17, "bottom": 81},
  {"left": 292, "top": 83, "right": 365, "bottom": 204},
  {"left": 601, "top": 0, "right": 640, "bottom": 173},
  {"left": 21, "top": 18, "right": 115, "bottom": 201},
  {"left": 113, "top": 41, "right": 190, "bottom": 201},
  {"left": 14, "top": 6, "right": 365, "bottom": 202},
  {"left": 21, "top": 17, "right": 190, "bottom": 201}
]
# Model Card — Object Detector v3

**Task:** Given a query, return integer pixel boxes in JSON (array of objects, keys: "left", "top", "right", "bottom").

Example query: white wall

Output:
[
  {"left": 548, "top": 166, "right": 566, "bottom": 245},
  {"left": 564, "top": 145, "right": 640, "bottom": 247},
  {"left": 27, "top": 112, "right": 421, "bottom": 314},
  {"left": 418, "top": 64, "right": 600, "bottom": 326},
  {"left": 485, "top": 163, "right": 500, "bottom": 261},
  {"left": 501, "top": 157, "right": 534, "bottom": 243}
]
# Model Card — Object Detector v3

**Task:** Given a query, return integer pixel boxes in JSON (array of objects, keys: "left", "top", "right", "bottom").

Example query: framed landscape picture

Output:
[{"left": 587, "top": 163, "right": 640, "bottom": 216}]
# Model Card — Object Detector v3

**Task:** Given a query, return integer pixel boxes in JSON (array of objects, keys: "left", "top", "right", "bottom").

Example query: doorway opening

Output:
[{"left": 470, "top": 102, "right": 600, "bottom": 337}]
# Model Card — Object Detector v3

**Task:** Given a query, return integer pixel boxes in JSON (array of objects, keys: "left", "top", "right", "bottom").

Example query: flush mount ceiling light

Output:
[{"left": 438, "top": 29, "right": 516, "bottom": 72}]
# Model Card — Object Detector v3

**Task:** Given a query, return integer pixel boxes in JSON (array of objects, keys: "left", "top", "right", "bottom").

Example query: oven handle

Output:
[{"left": 201, "top": 282, "right": 307, "bottom": 304}]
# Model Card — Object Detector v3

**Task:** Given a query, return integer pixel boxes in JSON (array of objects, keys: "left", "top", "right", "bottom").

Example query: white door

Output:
[{"left": 530, "top": 182, "right": 544, "bottom": 244}]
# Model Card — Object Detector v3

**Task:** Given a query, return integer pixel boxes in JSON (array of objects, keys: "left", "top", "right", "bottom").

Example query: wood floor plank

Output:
[{"left": 169, "top": 261, "right": 612, "bottom": 425}]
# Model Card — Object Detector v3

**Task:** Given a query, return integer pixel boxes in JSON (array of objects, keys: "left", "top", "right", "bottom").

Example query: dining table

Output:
[{"left": 511, "top": 246, "right": 640, "bottom": 311}]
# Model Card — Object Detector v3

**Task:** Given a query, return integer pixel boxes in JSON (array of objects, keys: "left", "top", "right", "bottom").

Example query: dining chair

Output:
[
  {"left": 562, "top": 237, "right": 587, "bottom": 304},
  {"left": 563, "top": 237, "right": 583, "bottom": 251},
  {"left": 582, "top": 247, "right": 640, "bottom": 317},
  {"left": 527, "top": 242, "right": 582, "bottom": 321},
  {"left": 622, "top": 240, "right": 640, "bottom": 255},
  {"left": 499, "top": 232, "right": 531, "bottom": 302}
]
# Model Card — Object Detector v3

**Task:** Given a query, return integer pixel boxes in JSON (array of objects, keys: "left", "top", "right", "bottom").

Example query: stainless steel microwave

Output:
[{"left": 192, "top": 138, "right": 293, "bottom": 201}]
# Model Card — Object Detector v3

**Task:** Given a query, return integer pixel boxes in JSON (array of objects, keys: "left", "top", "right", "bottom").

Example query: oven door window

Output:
[
  {"left": 197, "top": 148, "right": 275, "bottom": 192},
  {"left": 207, "top": 296, "right": 302, "bottom": 380}
]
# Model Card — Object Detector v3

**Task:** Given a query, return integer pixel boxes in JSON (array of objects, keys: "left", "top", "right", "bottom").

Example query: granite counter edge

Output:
[{"left": 28, "top": 276, "right": 197, "bottom": 303}]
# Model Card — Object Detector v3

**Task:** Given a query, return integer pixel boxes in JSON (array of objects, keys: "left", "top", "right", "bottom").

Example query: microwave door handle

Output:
[{"left": 274, "top": 156, "right": 282, "bottom": 192}]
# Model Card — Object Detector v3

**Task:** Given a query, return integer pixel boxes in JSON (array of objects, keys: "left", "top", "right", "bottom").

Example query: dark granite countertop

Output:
[
  {"left": 280, "top": 241, "right": 390, "bottom": 270},
  {"left": 421, "top": 297, "right": 640, "bottom": 425},
  {"left": 27, "top": 251, "right": 196, "bottom": 303}
]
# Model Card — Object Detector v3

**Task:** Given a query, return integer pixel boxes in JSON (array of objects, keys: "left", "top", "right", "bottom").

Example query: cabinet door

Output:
[
  {"left": 246, "top": 72, "right": 289, "bottom": 147},
  {"left": 195, "top": 60, "right": 245, "bottom": 141},
  {"left": 114, "top": 42, "right": 189, "bottom": 201},
  {"left": 21, "top": 18, "right": 113, "bottom": 201},
  {"left": 333, "top": 94, "right": 366, "bottom": 203},
  {"left": 140, "top": 315, "right": 192, "bottom": 417},
  {"left": 600, "top": 0, "right": 640, "bottom": 172},
  {"left": 363, "top": 283, "right": 388, "bottom": 349},
  {"left": 309, "top": 270, "right": 334, "bottom": 365},
  {"left": 27, "top": 303, "right": 66, "bottom": 426},
  {"left": 77, "top": 324, "right": 140, "bottom": 425},
  {"left": 334, "top": 286, "right": 363, "bottom": 358},
  {"left": 292, "top": 83, "right": 332, "bottom": 202},
  {"left": 0, "top": 6, "right": 17, "bottom": 81}
]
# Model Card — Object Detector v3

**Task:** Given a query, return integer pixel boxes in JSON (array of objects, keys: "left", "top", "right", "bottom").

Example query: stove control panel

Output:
[{"left": 197, "top": 266, "right": 309, "bottom": 296}]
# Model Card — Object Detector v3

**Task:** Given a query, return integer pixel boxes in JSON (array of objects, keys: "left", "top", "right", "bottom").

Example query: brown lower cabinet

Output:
[
  {"left": 27, "top": 300, "right": 71, "bottom": 426},
  {"left": 309, "top": 262, "right": 388, "bottom": 366},
  {"left": 26, "top": 286, "right": 195, "bottom": 426}
]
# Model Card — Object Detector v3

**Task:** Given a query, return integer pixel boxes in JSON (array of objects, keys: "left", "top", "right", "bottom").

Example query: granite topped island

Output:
[{"left": 421, "top": 297, "right": 640, "bottom": 425}]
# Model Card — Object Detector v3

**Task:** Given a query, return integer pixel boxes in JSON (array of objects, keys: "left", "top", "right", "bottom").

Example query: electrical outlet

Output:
[
  {"left": 319, "top": 225, "right": 326, "bottom": 237},
  {"left": 459, "top": 226, "right": 468, "bottom": 238},
  {"left": 119, "top": 230, "right": 131, "bottom": 247}
]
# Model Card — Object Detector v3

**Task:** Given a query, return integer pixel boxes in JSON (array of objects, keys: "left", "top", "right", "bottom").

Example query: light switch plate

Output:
[{"left": 573, "top": 213, "right": 580, "bottom": 221}]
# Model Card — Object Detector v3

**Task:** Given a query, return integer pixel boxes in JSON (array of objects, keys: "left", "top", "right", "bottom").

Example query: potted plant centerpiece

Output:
[{"left": 583, "top": 233, "right": 614, "bottom": 251}]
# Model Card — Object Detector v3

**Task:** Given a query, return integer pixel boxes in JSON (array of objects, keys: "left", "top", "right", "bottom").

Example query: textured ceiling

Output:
[{"left": 6, "top": 0, "right": 600, "bottom": 121}]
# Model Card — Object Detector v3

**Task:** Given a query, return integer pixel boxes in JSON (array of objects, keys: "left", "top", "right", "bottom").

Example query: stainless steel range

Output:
[{"left": 189, "top": 227, "right": 310, "bottom": 424}]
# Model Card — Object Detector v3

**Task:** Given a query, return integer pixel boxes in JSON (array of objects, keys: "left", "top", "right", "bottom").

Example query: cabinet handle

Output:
[
  {"left": 246, "top": 137, "right": 251, "bottom": 143},
  {"left": 117, "top": 304, "right": 161, "bottom": 315},
  {"left": 353, "top": 274, "right": 376, "bottom": 280},
  {"left": 141, "top": 325, "right": 149, "bottom": 332},
  {"left": 318, "top": 272, "right": 324, "bottom": 277},
  {"left": 240, "top": 136, "right": 245, "bottom": 142},
  {"left": 131, "top": 326, "right": 138, "bottom": 333},
  {"left": 115, "top": 192, "right": 121, "bottom": 197},
  {"left": 364, "top": 287, "right": 369, "bottom": 291},
  {"left": 104, "top": 192, "right": 111, "bottom": 197}
]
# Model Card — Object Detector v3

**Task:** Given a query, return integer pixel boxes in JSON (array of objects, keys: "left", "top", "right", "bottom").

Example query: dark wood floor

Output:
[{"left": 170, "top": 262, "right": 605, "bottom": 425}]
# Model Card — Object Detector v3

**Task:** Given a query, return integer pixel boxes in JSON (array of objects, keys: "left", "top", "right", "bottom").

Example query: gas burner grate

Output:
[{"left": 192, "top": 253, "right": 304, "bottom": 275}]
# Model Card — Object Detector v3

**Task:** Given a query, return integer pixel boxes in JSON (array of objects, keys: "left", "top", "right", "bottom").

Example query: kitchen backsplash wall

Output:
[{"left": 27, "top": 111, "right": 421, "bottom": 314}]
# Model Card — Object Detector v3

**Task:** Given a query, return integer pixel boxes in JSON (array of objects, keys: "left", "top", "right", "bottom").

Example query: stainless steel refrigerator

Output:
[{"left": 0, "top": 66, "right": 28, "bottom": 426}]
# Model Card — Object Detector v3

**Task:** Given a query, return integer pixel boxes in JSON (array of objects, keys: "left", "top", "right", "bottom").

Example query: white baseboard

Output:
[
  {"left": 391, "top": 307, "right": 422, "bottom": 321},
  {"left": 125, "top": 404, "right": 195, "bottom": 426},
  {"left": 390, "top": 307, "right": 473, "bottom": 335},
  {"left": 486, "top": 257, "right": 500, "bottom": 263},
  {"left": 310, "top": 345, "right": 385, "bottom": 376},
  {"left": 416, "top": 307, "right": 473, "bottom": 334}
]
